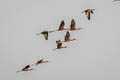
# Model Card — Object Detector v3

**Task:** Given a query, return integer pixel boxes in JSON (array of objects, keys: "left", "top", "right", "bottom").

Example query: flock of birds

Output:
[{"left": 16, "top": 0, "right": 120, "bottom": 73}]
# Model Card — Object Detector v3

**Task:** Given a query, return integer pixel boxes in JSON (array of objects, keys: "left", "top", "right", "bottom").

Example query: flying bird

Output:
[
  {"left": 53, "top": 40, "right": 67, "bottom": 50},
  {"left": 16, "top": 65, "right": 35, "bottom": 73},
  {"left": 82, "top": 9, "right": 96, "bottom": 20},
  {"left": 32, "top": 59, "right": 49, "bottom": 66},
  {"left": 56, "top": 20, "right": 69, "bottom": 31},
  {"left": 112, "top": 0, "right": 120, "bottom": 2},
  {"left": 69, "top": 19, "right": 82, "bottom": 31},
  {"left": 64, "top": 31, "right": 76, "bottom": 42},
  {"left": 36, "top": 30, "right": 55, "bottom": 40}
]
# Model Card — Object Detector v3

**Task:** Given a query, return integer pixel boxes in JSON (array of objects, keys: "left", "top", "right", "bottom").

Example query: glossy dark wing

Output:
[
  {"left": 59, "top": 20, "right": 65, "bottom": 30},
  {"left": 70, "top": 19, "right": 76, "bottom": 29},
  {"left": 25, "top": 65, "right": 30, "bottom": 69}
]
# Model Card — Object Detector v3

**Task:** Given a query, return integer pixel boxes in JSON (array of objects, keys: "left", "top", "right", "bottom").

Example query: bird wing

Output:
[
  {"left": 85, "top": 12, "right": 91, "bottom": 20},
  {"left": 66, "top": 31, "right": 70, "bottom": 38},
  {"left": 25, "top": 65, "right": 30, "bottom": 69},
  {"left": 70, "top": 19, "right": 76, "bottom": 29},
  {"left": 43, "top": 33, "right": 48, "bottom": 40},
  {"left": 59, "top": 20, "right": 65, "bottom": 30},
  {"left": 91, "top": 10, "right": 94, "bottom": 14}
]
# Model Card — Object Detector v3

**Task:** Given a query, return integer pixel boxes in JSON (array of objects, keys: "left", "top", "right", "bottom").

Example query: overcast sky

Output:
[{"left": 0, "top": 0, "right": 120, "bottom": 80}]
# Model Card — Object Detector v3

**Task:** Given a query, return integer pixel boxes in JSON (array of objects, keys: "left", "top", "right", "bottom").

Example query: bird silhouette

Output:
[
  {"left": 64, "top": 31, "right": 76, "bottom": 42},
  {"left": 32, "top": 59, "right": 49, "bottom": 66},
  {"left": 55, "top": 20, "right": 69, "bottom": 31},
  {"left": 53, "top": 40, "right": 67, "bottom": 50},
  {"left": 36, "top": 30, "right": 55, "bottom": 40},
  {"left": 82, "top": 9, "right": 96, "bottom": 20},
  {"left": 69, "top": 19, "right": 82, "bottom": 31},
  {"left": 16, "top": 65, "right": 36, "bottom": 73}
]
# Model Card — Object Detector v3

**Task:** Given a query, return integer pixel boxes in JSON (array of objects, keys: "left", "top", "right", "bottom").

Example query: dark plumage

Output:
[
  {"left": 32, "top": 59, "right": 49, "bottom": 66},
  {"left": 64, "top": 31, "right": 76, "bottom": 42},
  {"left": 56, "top": 40, "right": 62, "bottom": 49},
  {"left": 64, "top": 31, "right": 70, "bottom": 42},
  {"left": 82, "top": 9, "right": 96, "bottom": 20},
  {"left": 59, "top": 20, "right": 65, "bottom": 30},
  {"left": 69, "top": 19, "right": 82, "bottom": 31},
  {"left": 17, "top": 65, "right": 35, "bottom": 73},
  {"left": 70, "top": 19, "right": 76, "bottom": 30},
  {"left": 41, "top": 31, "right": 48, "bottom": 40}
]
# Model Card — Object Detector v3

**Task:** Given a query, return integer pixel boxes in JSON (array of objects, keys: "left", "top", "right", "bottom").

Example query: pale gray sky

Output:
[{"left": 0, "top": 0, "right": 120, "bottom": 80}]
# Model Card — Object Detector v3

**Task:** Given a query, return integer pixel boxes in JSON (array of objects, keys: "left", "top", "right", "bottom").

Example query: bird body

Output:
[
  {"left": 56, "top": 40, "right": 62, "bottom": 49},
  {"left": 64, "top": 31, "right": 76, "bottom": 42},
  {"left": 41, "top": 31, "right": 48, "bottom": 40},
  {"left": 17, "top": 65, "right": 35, "bottom": 73},
  {"left": 69, "top": 19, "right": 82, "bottom": 31},
  {"left": 82, "top": 9, "right": 96, "bottom": 20},
  {"left": 57, "top": 20, "right": 69, "bottom": 31},
  {"left": 36, "top": 30, "right": 55, "bottom": 40},
  {"left": 32, "top": 59, "right": 49, "bottom": 66},
  {"left": 53, "top": 40, "right": 67, "bottom": 50}
]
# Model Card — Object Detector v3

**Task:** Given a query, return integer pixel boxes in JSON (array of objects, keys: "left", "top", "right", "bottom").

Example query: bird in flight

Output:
[
  {"left": 16, "top": 65, "right": 36, "bottom": 73},
  {"left": 112, "top": 0, "right": 120, "bottom": 2},
  {"left": 64, "top": 31, "right": 76, "bottom": 42},
  {"left": 69, "top": 19, "right": 82, "bottom": 31},
  {"left": 82, "top": 9, "right": 96, "bottom": 20},
  {"left": 36, "top": 30, "right": 55, "bottom": 40},
  {"left": 56, "top": 20, "right": 69, "bottom": 31},
  {"left": 32, "top": 59, "right": 49, "bottom": 66},
  {"left": 53, "top": 40, "right": 67, "bottom": 50}
]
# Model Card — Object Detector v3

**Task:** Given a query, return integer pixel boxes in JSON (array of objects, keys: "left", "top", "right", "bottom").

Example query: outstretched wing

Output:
[
  {"left": 66, "top": 31, "right": 70, "bottom": 38},
  {"left": 43, "top": 32, "right": 48, "bottom": 40},
  {"left": 70, "top": 19, "right": 76, "bottom": 29},
  {"left": 59, "top": 20, "right": 65, "bottom": 30},
  {"left": 25, "top": 65, "right": 30, "bottom": 69}
]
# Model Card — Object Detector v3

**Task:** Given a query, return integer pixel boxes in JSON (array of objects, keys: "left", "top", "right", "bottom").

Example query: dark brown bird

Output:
[
  {"left": 69, "top": 19, "right": 82, "bottom": 31},
  {"left": 57, "top": 20, "right": 69, "bottom": 31},
  {"left": 16, "top": 65, "right": 35, "bottom": 73},
  {"left": 32, "top": 59, "right": 49, "bottom": 66},
  {"left": 82, "top": 9, "right": 96, "bottom": 20},
  {"left": 53, "top": 40, "right": 67, "bottom": 50},
  {"left": 64, "top": 31, "right": 76, "bottom": 42},
  {"left": 36, "top": 30, "right": 55, "bottom": 40}
]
